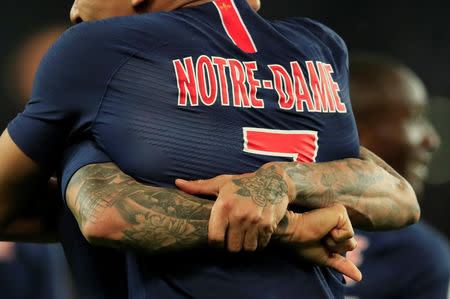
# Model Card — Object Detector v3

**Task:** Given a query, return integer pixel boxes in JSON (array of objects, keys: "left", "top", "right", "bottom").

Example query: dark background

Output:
[{"left": 1, "top": 0, "right": 448, "bottom": 237}]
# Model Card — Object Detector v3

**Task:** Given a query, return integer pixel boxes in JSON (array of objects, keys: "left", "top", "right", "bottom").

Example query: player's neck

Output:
[
  {"left": 149, "top": 0, "right": 260, "bottom": 12},
  {"left": 145, "top": 0, "right": 211, "bottom": 12},
  {"left": 180, "top": 0, "right": 213, "bottom": 8}
]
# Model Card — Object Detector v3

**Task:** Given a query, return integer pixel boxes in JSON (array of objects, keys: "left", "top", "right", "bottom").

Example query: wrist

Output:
[
  {"left": 284, "top": 161, "right": 351, "bottom": 208},
  {"left": 261, "top": 161, "right": 297, "bottom": 203}
]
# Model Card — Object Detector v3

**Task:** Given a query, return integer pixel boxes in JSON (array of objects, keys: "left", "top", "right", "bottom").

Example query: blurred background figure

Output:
[
  {"left": 0, "top": 24, "right": 76, "bottom": 299},
  {"left": 3, "top": 26, "right": 68, "bottom": 107},
  {"left": 0, "top": 0, "right": 71, "bottom": 129},
  {"left": 421, "top": 95, "right": 450, "bottom": 238},
  {"left": 344, "top": 53, "right": 450, "bottom": 299},
  {"left": 1, "top": 24, "right": 67, "bottom": 128}
]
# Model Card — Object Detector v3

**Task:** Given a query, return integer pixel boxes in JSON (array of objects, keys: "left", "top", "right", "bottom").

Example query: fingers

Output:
[
  {"left": 323, "top": 235, "right": 357, "bottom": 255},
  {"left": 227, "top": 222, "right": 246, "bottom": 252},
  {"left": 175, "top": 175, "right": 232, "bottom": 196},
  {"left": 225, "top": 210, "right": 273, "bottom": 252},
  {"left": 201, "top": 171, "right": 287, "bottom": 252},
  {"left": 243, "top": 225, "right": 259, "bottom": 251},
  {"left": 209, "top": 198, "right": 277, "bottom": 252},
  {"left": 330, "top": 225, "right": 354, "bottom": 243},
  {"left": 330, "top": 205, "right": 355, "bottom": 243},
  {"left": 208, "top": 202, "right": 229, "bottom": 248},
  {"left": 325, "top": 253, "right": 362, "bottom": 282},
  {"left": 226, "top": 221, "right": 274, "bottom": 252},
  {"left": 281, "top": 209, "right": 336, "bottom": 244},
  {"left": 257, "top": 223, "right": 273, "bottom": 249}
]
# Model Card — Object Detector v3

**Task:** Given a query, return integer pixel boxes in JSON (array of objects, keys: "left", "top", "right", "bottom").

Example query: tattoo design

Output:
[
  {"left": 232, "top": 166, "right": 288, "bottom": 207},
  {"left": 68, "top": 163, "right": 212, "bottom": 253},
  {"left": 282, "top": 153, "right": 415, "bottom": 230}
]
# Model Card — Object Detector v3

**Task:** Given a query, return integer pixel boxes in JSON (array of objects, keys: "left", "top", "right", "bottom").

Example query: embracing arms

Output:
[
  {"left": 66, "top": 162, "right": 361, "bottom": 280},
  {"left": 177, "top": 146, "right": 419, "bottom": 248},
  {"left": 281, "top": 147, "right": 419, "bottom": 230},
  {"left": 0, "top": 122, "right": 416, "bottom": 280}
]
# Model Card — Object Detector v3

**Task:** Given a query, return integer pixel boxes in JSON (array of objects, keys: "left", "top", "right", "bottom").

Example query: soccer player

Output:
[
  {"left": 344, "top": 53, "right": 450, "bottom": 299},
  {"left": 0, "top": 1, "right": 419, "bottom": 298}
]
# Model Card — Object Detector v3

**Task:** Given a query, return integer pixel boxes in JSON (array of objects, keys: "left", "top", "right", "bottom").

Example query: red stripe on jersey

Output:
[
  {"left": 244, "top": 129, "right": 318, "bottom": 162},
  {"left": 213, "top": 0, "right": 257, "bottom": 53}
]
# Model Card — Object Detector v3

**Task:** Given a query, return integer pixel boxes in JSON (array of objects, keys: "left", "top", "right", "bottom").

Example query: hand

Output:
[
  {"left": 275, "top": 205, "right": 362, "bottom": 282},
  {"left": 176, "top": 164, "right": 290, "bottom": 252}
]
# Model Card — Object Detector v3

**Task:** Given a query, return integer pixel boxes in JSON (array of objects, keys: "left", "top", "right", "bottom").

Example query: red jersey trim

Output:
[{"left": 213, "top": 0, "right": 257, "bottom": 53}]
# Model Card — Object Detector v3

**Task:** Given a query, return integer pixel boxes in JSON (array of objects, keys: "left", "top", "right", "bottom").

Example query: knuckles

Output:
[
  {"left": 244, "top": 245, "right": 258, "bottom": 252},
  {"left": 228, "top": 244, "right": 242, "bottom": 252},
  {"left": 349, "top": 238, "right": 357, "bottom": 250}
]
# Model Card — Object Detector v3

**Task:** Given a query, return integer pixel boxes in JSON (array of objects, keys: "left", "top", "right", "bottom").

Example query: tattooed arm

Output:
[
  {"left": 66, "top": 162, "right": 362, "bottom": 280},
  {"left": 280, "top": 146, "right": 419, "bottom": 230},
  {"left": 178, "top": 147, "right": 419, "bottom": 232},
  {"left": 66, "top": 162, "right": 213, "bottom": 254}
]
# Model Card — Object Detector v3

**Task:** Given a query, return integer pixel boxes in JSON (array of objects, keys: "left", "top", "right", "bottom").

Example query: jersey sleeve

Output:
[
  {"left": 7, "top": 21, "right": 135, "bottom": 168},
  {"left": 59, "top": 140, "right": 111, "bottom": 204}
]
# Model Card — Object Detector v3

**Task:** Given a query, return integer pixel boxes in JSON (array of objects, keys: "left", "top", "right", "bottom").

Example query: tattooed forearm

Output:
[
  {"left": 276, "top": 147, "right": 418, "bottom": 230},
  {"left": 67, "top": 163, "right": 213, "bottom": 254},
  {"left": 120, "top": 215, "right": 209, "bottom": 253},
  {"left": 232, "top": 166, "right": 288, "bottom": 207}
]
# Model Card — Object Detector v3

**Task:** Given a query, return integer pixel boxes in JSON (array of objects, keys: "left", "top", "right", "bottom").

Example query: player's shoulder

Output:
[
  {"left": 268, "top": 17, "right": 348, "bottom": 75},
  {"left": 270, "top": 17, "right": 347, "bottom": 54},
  {"left": 41, "top": 21, "right": 126, "bottom": 70},
  {"left": 38, "top": 15, "right": 163, "bottom": 80},
  {"left": 54, "top": 13, "right": 177, "bottom": 56},
  {"left": 55, "top": 17, "right": 140, "bottom": 53}
]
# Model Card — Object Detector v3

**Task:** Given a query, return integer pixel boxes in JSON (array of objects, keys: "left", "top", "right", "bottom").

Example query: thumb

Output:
[
  {"left": 325, "top": 253, "right": 362, "bottom": 282},
  {"left": 175, "top": 175, "right": 231, "bottom": 195}
]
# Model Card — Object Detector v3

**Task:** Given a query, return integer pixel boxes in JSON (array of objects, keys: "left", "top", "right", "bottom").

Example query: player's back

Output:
[
  {"left": 89, "top": 3, "right": 358, "bottom": 297},
  {"left": 12, "top": 0, "right": 359, "bottom": 298},
  {"left": 87, "top": 0, "right": 358, "bottom": 186}
]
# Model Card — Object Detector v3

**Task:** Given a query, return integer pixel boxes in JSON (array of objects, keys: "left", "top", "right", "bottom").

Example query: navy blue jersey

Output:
[
  {"left": 8, "top": 0, "right": 359, "bottom": 298},
  {"left": 345, "top": 222, "right": 450, "bottom": 299}
]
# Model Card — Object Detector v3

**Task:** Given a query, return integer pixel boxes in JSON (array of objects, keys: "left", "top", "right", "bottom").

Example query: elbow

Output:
[
  {"left": 410, "top": 207, "right": 421, "bottom": 225},
  {"left": 398, "top": 180, "right": 421, "bottom": 227},
  {"left": 409, "top": 192, "right": 420, "bottom": 225},
  {"left": 80, "top": 222, "right": 106, "bottom": 245},
  {"left": 79, "top": 212, "right": 124, "bottom": 246}
]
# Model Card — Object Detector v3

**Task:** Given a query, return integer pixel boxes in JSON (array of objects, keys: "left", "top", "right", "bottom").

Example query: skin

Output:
[
  {"left": 350, "top": 60, "right": 441, "bottom": 195},
  {"left": 69, "top": 0, "right": 261, "bottom": 24},
  {"left": 177, "top": 146, "right": 418, "bottom": 247},
  {"left": 66, "top": 162, "right": 362, "bottom": 281}
]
